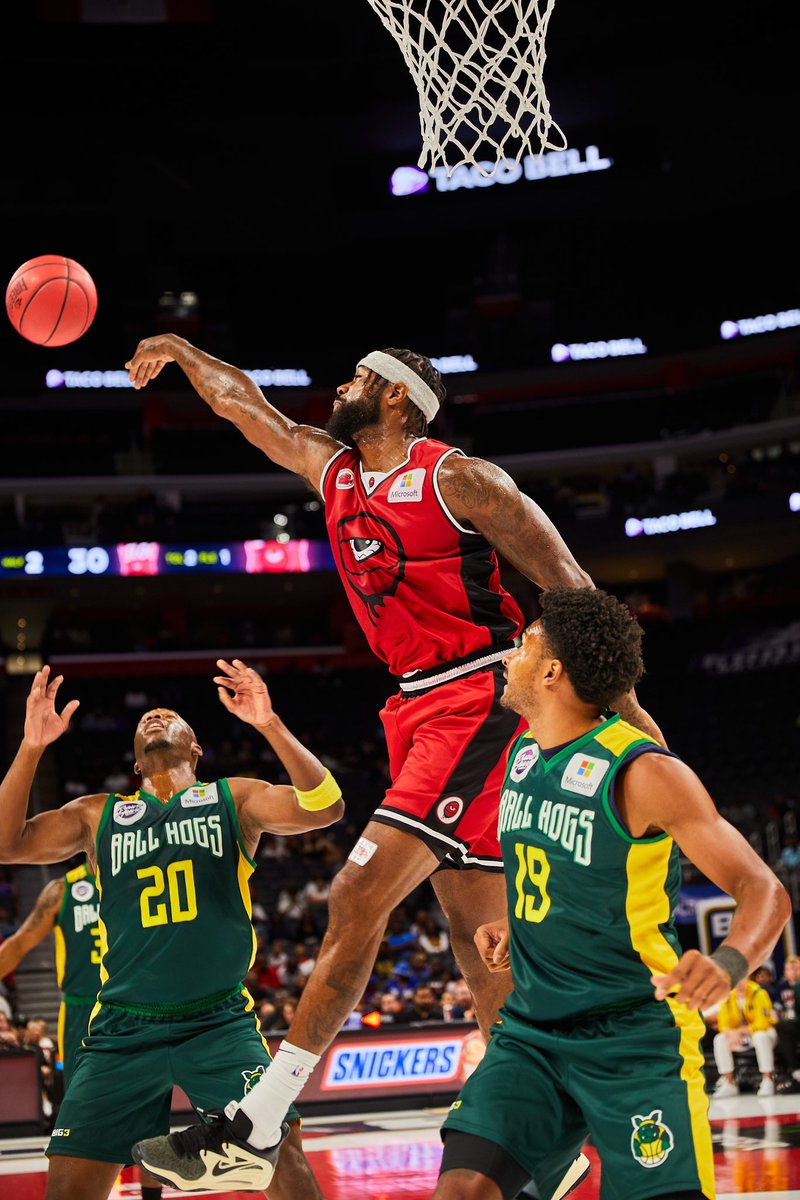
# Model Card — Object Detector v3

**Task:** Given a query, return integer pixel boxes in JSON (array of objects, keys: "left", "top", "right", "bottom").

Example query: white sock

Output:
[{"left": 235, "top": 1041, "right": 321, "bottom": 1149}]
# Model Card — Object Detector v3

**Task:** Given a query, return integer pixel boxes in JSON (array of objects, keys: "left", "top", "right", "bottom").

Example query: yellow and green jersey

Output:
[
  {"left": 499, "top": 714, "right": 680, "bottom": 1023},
  {"left": 94, "top": 779, "right": 257, "bottom": 1015},
  {"left": 54, "top": 863, "right": 103, "bottom": 1001}
]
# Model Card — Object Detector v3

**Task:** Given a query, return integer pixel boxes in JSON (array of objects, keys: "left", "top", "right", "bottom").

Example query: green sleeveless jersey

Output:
[
  {"left": 94, "top": 779, "right": 257, "bottom": 1014},
  {"left": 54, "top": 863, "right": 102, "bottom": 1001},
  {"left": 499, "top": 715, "right": 681, "bottom": 1024}
]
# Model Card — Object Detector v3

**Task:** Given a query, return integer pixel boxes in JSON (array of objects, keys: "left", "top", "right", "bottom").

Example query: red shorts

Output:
[{"left": 372, "top": 665, "right": 525, "bottom": 870}]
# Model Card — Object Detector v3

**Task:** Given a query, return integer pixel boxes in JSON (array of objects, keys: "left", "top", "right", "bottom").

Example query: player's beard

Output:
[
  {"left": 325, "top": 389, "right": 382, "bottom": 445},
  {"left": 142, "top": 737, "right": 172, "bottom": 755}
]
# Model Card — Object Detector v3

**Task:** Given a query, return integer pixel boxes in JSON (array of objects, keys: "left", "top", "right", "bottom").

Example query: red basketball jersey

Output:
[{"left": 321, "top": 437, "right": 524, "bottom": 677}]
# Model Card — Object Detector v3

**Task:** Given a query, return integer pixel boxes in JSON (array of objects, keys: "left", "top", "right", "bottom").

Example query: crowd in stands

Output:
[{"left": 1, "top": 439, "right": 797, "bottom": 550}]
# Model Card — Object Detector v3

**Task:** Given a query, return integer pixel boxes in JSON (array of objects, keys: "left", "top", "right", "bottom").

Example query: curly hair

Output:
[
  {"left": 377, "top": 347, "right": 446, "bottom": 436},
  {"left": 540, "top": 586, "right": 644, "bottom": 708}
]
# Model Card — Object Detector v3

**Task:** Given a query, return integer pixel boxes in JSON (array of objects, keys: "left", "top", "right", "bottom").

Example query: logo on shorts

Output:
[
  {"left": 71, "top": 880, "right": 95, "bottom": 903},
  {"left": 336, "top": 468, "right": 355, "bottom": 489},
  {"left": 241, "top": 1065, "right": 267, "bottom": 1094},
  {"left": 630, "top": 1110, "right": 674, "bottom": 1168},
  {"left": 509, "top": 743, "right": 539, "bottom": 782},
  {"left": 437, "top": 796, "right": 464, "bottom": 824},
  {"left": 51, "top": 1127, "right": 71, "bottom": 1136},
  {"left": 113, "top": 798, "right": 147, "bottom": 826}
]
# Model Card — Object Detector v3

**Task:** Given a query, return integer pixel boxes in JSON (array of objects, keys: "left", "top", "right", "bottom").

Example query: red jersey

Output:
[{"left": 320, "top": 437, "right": 524, "bottom": 678}]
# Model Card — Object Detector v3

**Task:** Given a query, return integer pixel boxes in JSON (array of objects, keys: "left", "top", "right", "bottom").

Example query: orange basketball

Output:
[{"left": 6, "top": 255, "right": 98, "bottom": 347}]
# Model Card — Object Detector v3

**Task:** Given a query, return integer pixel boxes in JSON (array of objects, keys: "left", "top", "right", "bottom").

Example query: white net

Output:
[{"left": 366, "top": 0, "right": 566, "bottom": 176}]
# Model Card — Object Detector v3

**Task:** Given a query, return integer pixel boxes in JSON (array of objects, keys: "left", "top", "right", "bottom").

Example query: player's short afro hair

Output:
[{"left": 539, "top": 586, "right": 644, "bottom": 708}]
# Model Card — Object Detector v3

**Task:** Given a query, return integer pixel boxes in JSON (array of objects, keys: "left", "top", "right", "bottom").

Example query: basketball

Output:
[{"left": 5, "top": 255, "right": 98, "bottom": 347}]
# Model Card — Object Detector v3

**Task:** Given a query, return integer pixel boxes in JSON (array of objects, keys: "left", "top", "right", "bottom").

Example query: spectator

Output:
[
  {"left": 780, "top": 836, "right": 800, "bottom": 872},
  {"left": 415, "top": 911, "right": 450, "bottom": 957},
  {"left": 275, "top": 884, "right": 307, "bottom": 941},
  {"left": 383, "top": 962, "right": 416, "bottom": 999},
  {"left": 280, "top": 998, "right": 298, "bottom": 1030},
  {"left": 450, "top": 978, "right": 477, "bottom": 1022},
  {"left": 713, "top": 976, "right": 778, "bottom": 1097},
  {"left": 257, "top": 998, "right": 278, "bottom": 1033},
  {"left": 775, "top": 956, "right": 800, "bottom": 1086},
  {"left": 302, "top": 874, "right": 331, "bottom": 937},
  {"left": 0, "top": 1012, "right": 19, "bottom": 1051},
  {"left": 407, "top": 985, "right": 444, "bottom": 1023},
  {"left": 377, "top": 992, "right": 413, "bottom": 1025}
]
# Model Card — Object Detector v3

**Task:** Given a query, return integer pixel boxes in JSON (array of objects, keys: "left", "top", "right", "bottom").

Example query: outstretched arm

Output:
[
  {"left": 438, "top": 457, "right": 664, "bottom": 743},
  {"left": 618, "top": 754, "right": 791, "bottom": 1010},
  {"left": 0, "top": 879, "right": 64, "bottom": 978},
  {"left": 438, "top": 456, "right": 592, "bottom": 589},
  {"left": 214, "top": 659, "right": 344, "bottom": 847},
  {"left": 0, "top": 668, "right": 100, "bottom": 864},
  {"left": 125, "top": 334, "right": 341, "bottom": 490}
]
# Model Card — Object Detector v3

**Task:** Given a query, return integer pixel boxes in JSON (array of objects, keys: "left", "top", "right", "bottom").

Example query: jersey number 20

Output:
[{"left": 137, "top": 860, "right": 198, "bottom": 928}]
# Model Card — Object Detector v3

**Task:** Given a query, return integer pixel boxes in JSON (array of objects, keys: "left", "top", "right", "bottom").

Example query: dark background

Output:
[{"left": 2, "top": 0, "right": 797, "bottom": 384}]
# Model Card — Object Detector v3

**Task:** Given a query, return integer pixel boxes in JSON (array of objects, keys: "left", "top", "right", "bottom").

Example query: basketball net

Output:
[{"left": 366, "top": 0, "right": 566, "bottom": 177}]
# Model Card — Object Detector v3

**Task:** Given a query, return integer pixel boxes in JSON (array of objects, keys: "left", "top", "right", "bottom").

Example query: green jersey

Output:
[
  {"left": 499, "top": 715, "right": 681, "bottom": 1024},
  {"left": 94, "top": 779, "right": 257, "bottom": 1014},
  {"left": 54, "top": 863, "right": 102, "bottom": 1001}
]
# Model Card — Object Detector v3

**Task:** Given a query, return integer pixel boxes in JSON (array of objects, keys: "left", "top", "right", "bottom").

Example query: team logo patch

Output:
[
  {"left": 437, "top": 796, "right": 464, "bottom": 824},
  {"left": 631, "top": 1110, "right": 674, "bottom": 1168},
  {"left": 337, "top": 512, "right": 406, "bottom": 626},
  {"left": 387, "top": 468, "right": 426, "bottom": 503},
  {"left": 113, "top": 798, "right": 147, "bottom": 826},
  {"left": 560, "top": 753, "right": 609, "bottom": 797},
  {"left": 509, "top": 743, "right": 539, "bottom": 783},
  {"left": 181, "top": 784, "right": 219, "bottom": 807},
  {"left": 241, "top": 1065, "right": 267, "bottom": 1094},
  {"left": 336, "top": 468, "right": 355, "bottom": 490},
  {"left": 71, "top": 880, "right": 95, "bottom": 902}
]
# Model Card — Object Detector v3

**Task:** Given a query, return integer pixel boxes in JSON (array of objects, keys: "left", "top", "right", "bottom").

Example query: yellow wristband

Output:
[{"left": 295, "top": 769, "right": 342, "bottom": 812}]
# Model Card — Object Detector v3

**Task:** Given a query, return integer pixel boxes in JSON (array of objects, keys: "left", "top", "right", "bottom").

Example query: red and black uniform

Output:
[{"left": 321, "top": 437, "right": 526, "bottom": 868}]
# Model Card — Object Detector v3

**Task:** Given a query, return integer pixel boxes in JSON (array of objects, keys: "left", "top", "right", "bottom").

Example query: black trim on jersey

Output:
[
  {"left": 458, "top": 530, "right": 521, "bottom": 645},
  {"left": 440, "top": 1132, "right": 529, "bottom": 1200}
]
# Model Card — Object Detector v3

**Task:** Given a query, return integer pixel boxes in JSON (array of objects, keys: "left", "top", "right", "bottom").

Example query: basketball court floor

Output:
[{"left": 2, "top": 1093, "right": 799, "bottom": 1199}]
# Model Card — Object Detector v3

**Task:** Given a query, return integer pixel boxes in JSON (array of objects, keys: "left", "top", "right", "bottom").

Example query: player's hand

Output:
[
  {"left": 214, "top": 659, "right": 276, "bottom": 729},
  {"left": 125, "top": 334, "right": 181, "bottom": 389},
  {"left": 23, "top": 667, "right": 80, "bottom": 749},
  {"left": 475, "top": 917, "right": 511, "bottom": 972},
  {"left": 651, "top": 949, "right": 733, "bottom": 1010}
]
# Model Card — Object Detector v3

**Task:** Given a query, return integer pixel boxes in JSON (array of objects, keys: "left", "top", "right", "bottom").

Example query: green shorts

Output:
[
  {"left": 442, "top": 1000, "right": 715, "bottom": 1200},
  {"left": 47, "top": 988, "right": 299, "bottom": 1165},
  {"left": 58, "top": 996, "right": 94, "bottom": 1087}
]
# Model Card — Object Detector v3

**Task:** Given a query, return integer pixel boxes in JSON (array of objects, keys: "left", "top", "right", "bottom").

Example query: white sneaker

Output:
[
  {"left": 713, "top": 1080, "right": 739, "bottom": 1099},
  {"left": 550, "top": 1152, "right": 591, "bottom": 1200},
  {"left": 757, "top": 1078, "right": 776, "bottom": 1097}
]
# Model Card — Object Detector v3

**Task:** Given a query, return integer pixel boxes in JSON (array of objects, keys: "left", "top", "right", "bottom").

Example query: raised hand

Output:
[
  {"left": 125, "top": 334, "right": 180, "bottom": 389},
  {"left": 214, "top": 659, "right": 276, "bottom": 729},
  {"left": 24, "top": 667, "right": 80, "bottom": 749}
]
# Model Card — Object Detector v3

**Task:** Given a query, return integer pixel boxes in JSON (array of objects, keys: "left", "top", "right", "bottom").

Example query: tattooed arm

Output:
[
  {"left": 438, "top": 456, "right": 666, "bottom": 744},
  {"left": 0, "top": 878, "right": 64, "bottom": 978},
  {"left": 126, "top": 334, "right": 341, "bottom": 492},
  {"left": 438, "top": 456, "right": 592, "bottom": 588}
]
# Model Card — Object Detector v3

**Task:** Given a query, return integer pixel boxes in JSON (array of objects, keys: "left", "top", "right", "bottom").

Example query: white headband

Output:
[{"left": 358, "top": 351, "right": 440, "bottom": 422}]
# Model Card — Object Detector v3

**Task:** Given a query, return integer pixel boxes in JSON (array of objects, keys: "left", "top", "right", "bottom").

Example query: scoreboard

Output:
[{"left": 0, "top": 540, "right": 335, "bottom": 578}]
